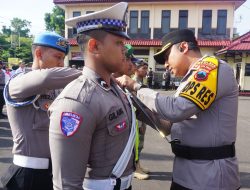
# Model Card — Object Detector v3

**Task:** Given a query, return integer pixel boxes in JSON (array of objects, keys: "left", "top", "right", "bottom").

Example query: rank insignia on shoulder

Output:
[
  {"left": 60, "top": 112, "right": 82, "bottom": 137},
  {"left": 115, "top": 121, "right": 127, "bottom": 131},
  {"left": 194, "top": 70, "right": 208, "bottom": 81}
]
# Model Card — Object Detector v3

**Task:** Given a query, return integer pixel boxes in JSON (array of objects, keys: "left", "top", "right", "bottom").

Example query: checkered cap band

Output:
[{"left": 77, "top": 18, "right": 126, "bottom": 33}]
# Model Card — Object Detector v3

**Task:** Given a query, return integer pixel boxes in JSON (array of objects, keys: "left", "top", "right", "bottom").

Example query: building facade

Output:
[
  {"left": 216, "top": 31, "right": 250, "bottom": 91},
  {"left": 54, "top": 0, "right": 248, "bottom": 88}
]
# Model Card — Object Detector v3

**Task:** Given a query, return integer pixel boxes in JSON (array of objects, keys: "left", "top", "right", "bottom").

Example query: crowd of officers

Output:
[{"left": 0, "top": 2, "right": 240, "bottom": 190}]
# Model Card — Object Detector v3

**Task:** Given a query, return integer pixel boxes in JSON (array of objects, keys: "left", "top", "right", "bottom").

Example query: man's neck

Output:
[{"left": 85, "top": 63, "right": 111, "bottom": 86}]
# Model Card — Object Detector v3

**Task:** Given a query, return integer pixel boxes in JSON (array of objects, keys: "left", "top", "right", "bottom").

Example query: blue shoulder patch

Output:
[{"left": 60, "top": 112, "right": 82, "bottom": 137}]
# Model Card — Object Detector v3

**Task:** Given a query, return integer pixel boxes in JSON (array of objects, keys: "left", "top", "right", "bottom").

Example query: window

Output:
[
  {"left": 179, "top": 10, "right": 188, "bottom": 29},
  {"left": 86, "top": 11, "right": 94, "bottom": 14},
  {"left": 245, "top": 64, "right": 250, "bottom": 76},
  {"left": 217, "top": 10, "right": 227, "bottom": 34},
  {"left": 202, "top": 10, "right": 212, "bottom": 34},
  {"left": 141, "top": 11, "right": 149, "bottom": 34},
  {"left": 73, "top": 11, "right": 81, "bottom": 17},
  {"left": 162, "top": 10, "right": 171, "bottom": 33},
  {"left": 73, "top": 12, "right": 81, "bottom": 35},
  {"left": 130, "top": 11, "right": 138, "bottom": 34}
]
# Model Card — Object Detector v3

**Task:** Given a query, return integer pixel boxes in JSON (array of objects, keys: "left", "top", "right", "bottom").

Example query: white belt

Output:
[
  {"left": 83, "top": 174, "right": 133, "bottom": 190},
  {"left": 13, "top": 154, "right": 49, "bottom": 169}
]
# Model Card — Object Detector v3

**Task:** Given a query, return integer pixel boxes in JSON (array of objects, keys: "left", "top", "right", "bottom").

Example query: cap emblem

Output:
[{"left": 57, "top": 38, "right": 69, "bottom": 48}]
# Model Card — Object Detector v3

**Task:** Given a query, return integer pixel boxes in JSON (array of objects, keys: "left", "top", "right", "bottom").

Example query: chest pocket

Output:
[
  {"left": 32, "top": 109, "right": 49, "bottom": 131},
  {"left": 106, "top": 106, "right": 129, "bottom": 136},
  {"left": 32, "top": 91, "right": 57, "bottom": 131}
]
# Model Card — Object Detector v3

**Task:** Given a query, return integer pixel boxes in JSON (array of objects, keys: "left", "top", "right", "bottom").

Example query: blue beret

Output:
[
  {"left": 33, "top": 32, "right": 69, "bottom": 55},
  {"left": 66, "top": 2, "right": 130, "bottom": 39}
]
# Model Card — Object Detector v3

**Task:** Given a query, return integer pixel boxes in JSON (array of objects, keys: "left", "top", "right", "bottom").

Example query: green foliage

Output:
[
  {"left": 11, "top": 17, "right": 31, "bottom": 37},
  {"left": 1, "top": 26, "right": 11, "bottom": 36},
  {"left": 0, "top": 19, "right": 32, "bottom": 62},
  {"left": 45, "top": 6, "right": 65, "bottom": 36},
  {"left": 0, "top": 7, "right": 62, "bottom": 63},
  {"left": 0, "top": 34, "right": 11, "bottom": 61}
]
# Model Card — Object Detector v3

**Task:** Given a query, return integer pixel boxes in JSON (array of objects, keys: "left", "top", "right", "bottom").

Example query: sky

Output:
[
  {"left": 0, "top": 0, "right": 55, "bottom": 35},
  {"left": 0, "top": 0, "right": 249, "bottom": 36}
]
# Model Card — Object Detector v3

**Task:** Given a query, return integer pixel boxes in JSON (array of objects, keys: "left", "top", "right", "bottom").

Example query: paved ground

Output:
[{"left": 0, "top": 90, "right": 250, "bottom": 189}]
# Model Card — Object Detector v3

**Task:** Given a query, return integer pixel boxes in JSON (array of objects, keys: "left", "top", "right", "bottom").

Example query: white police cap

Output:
[
  {"left": 66, "top": 2, "right": 130, "bottom": 39},
  {"left": 33, "top": 31, "right": 69, "bottom": 55}
]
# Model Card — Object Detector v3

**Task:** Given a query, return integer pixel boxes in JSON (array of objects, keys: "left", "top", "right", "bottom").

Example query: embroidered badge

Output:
[
  {"left": 60, "top": 112, "right": 82, "bottom": 137},
  {"left": 199, "top": 61, "right": 217, "bottom": 72},
  {"left": 179, "top": 56, "right": 219, "bottom": 110},
  {"left": 115, "top": 121, "right": 127, "bottom": 131},
  {"left": 194, "top": 70, "right": 208, "bottom": 81},
  {"left": 57, "top": 38, "right": 69, "bottom": 48}
]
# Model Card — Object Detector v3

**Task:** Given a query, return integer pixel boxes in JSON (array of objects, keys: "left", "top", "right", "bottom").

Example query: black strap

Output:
[
  {"left": 113, "top": 178, "right": 121, "bottom": 190},
  {"left": 171, "top": 143, "right": 235, "bottom": 160}
]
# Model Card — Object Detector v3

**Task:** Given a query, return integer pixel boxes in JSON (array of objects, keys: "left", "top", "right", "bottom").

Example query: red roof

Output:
[
  {"left": 68, "top": 38, "right": 231, "bottom": 47},
  {"left": 54, "top": 0, "right": 244, "bottom": 4},
  {"left": 54, "top": 0, "right": 245, "bottom": 9},
  {"left": 216, "top": 31, "right": 250, "bottom": 54}
]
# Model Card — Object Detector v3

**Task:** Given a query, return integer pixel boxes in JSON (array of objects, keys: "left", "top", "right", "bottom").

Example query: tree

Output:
[
  {"left": 0, "top": 33, "right": 11, "bottom": 61},
  {"left": 0, "top": 19, "right": 32, "bottom": 62},
  {"left": 45, "top": 6, "right": 65, "bottom": 36},
  {"left": 1, "top": 26, "right": 11, "bottom": 36},
  {"left": 11, "top": 17, "right": 31, "bottom": 37}
]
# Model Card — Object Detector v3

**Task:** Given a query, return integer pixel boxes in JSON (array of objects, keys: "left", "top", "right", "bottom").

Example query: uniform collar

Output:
[
  {"left": 181, "top": 55, "right": 208, "bottom": 82},
  {"left": 82, "top": 66, "right": 113, "bottom": 91}
]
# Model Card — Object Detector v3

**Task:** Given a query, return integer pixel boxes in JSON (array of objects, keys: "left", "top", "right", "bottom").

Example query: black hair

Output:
[
  {"left": 187, "top": 42, "right": 200, "bottom": 53},
  {"left": 77, "top": 30, "right": 108, "bottom": 54},
  {"left": 176, "top": 42, "right": 200, "bottom": 53}
]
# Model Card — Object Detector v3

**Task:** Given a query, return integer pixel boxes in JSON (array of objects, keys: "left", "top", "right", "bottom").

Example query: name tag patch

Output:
[
  {"left": 60, "top": 112, "right": 82, "bottom": 137},
  {"left": 109, "top": 108, "right": 124, "bottom": 121}
]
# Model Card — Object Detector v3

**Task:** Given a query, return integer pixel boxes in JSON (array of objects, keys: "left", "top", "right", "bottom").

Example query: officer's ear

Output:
[
  {"left": 88, "top": 38, "right": 100, "bottom": 55},
  {"left": 178, "top": 42, "right": 189, "bottom": 53},
  {"left": 35, "top": 47, "right": 42, "bottom": 59}
]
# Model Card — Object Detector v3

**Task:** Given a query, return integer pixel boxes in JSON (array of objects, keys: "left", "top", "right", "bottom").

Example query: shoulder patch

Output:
[
  {"left": 60, "top": 112, "right": 82, "bottom": 137},
  {"left": 179, "top": 56, "right": 219, "bottom": 110}
]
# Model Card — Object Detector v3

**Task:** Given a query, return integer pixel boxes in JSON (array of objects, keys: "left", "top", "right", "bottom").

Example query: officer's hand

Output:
[
  {"left": 159, "top": 119, "right": 172, "bottom": 136},
  {"left": 116, "top": 75, "right": 139, "bottom": 91}
]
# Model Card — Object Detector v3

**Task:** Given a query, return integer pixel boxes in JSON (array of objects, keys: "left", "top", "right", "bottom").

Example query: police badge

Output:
[{"left": 60, "top": 112, "right": 82, "bottom": 137}]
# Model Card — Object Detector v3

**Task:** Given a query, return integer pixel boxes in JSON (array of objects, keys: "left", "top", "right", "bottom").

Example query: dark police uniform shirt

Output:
[
  {"left": 0, "top": 69, "right": 5, "bottom": 90},
  {"left": 6, "top": 67, "right": 82, "bottom": 158},
  {"left": 49, "top": 67, "right": 134, "bottom": 189},
  {"left": 136, "top": 57, "right": 240, "bottom": 190}
]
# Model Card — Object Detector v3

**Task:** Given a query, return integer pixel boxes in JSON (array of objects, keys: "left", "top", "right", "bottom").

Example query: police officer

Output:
[
  {"left": 0, "top": 61, "right": 6, "bottom": 118},
  {"left": 117, "top": 29, "right": 240, "bottom": 190},
  {"left": 112, "top": 44, "right": 136, "bottom": 78},
  {"left": 49, "top": 2, "right": 135, "bottom": 190},
  {"left": 131, "top": 59, "right": 150, "bottom": 180},
  {"left": 1, "top": 32, "right": 82, "bottom": 190}
]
